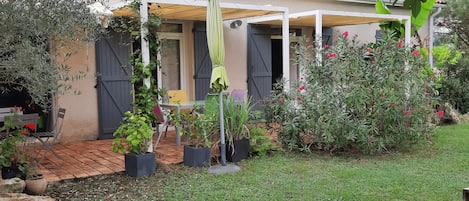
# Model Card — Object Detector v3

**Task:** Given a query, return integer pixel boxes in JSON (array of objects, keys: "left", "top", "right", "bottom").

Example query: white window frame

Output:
[{"left": 157, "top": 26, "right": 186, "bottom": 91}]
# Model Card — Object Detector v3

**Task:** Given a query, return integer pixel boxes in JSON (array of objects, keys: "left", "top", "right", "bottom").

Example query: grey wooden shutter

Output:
[
  {"left": 247, "top": 24, "right": 272, "bottom": 110},
  {"left": 375, "top": 30, "right": 383, "bottom": 43},
  {"left": 96, "top": 30, "right": 133, "bottom": 140},
  {"left": 322, "top": 27, "right": 333, "bottom": 46},
  {"left": 193, "top": 21, "right": 212, "bottom": 100}
]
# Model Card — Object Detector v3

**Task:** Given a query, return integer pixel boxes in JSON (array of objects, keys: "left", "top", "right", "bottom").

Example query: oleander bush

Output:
[{"left": 267, "top": 32, "right": 437, "bottom": 154}]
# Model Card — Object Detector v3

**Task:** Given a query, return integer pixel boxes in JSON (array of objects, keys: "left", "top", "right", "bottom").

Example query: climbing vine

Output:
[{"left": 112, "top": 0, "right": 165, "bottom": 123}]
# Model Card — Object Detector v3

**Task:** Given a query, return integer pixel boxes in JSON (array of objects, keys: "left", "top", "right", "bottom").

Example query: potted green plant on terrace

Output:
[
  {"left": 110, "top": 1, "right": 162, "bottom": 177},
  {"left": 112, "top": 111, "right": 155, "bottom": 177},
  {"left": 183, "top": 106, "right": 217, "bottom": 167},
  {"left": 0, "top": 115, "right": 28, "bottom": 180},
  {"left": 223, "top": 96, "right": 251, "bottom": 162}
]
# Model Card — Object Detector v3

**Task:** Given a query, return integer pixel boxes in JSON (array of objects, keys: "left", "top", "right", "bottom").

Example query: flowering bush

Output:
[{"left": 266, "top": 33, "right": 436, "bottom": 154}]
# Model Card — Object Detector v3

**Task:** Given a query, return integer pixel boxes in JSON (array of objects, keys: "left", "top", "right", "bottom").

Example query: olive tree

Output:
[{"left": 0, "top": 0, "right": 104, "bottom": 110}]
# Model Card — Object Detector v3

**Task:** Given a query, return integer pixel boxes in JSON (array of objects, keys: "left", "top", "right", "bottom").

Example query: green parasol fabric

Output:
[
  {"left": 207, "top": 0, "right": 229, "bottom": 166},
  {"left": 207, "top": 0, "right": 229, "bottom": 92}
]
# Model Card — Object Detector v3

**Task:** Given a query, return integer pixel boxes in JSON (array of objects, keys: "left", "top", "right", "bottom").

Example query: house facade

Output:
[{"left": 55, "top": 0, "right": 436, "bottom": 142}]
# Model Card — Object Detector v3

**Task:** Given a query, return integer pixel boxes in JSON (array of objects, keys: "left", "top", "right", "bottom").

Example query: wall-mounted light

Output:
[{"left": 230, "top": 20, "right": 242, "bottom": 29}]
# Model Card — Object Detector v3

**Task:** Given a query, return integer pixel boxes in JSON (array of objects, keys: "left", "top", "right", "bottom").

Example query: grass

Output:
[{"left": 46, "top": 124, "right": 469, "bottom": 200}]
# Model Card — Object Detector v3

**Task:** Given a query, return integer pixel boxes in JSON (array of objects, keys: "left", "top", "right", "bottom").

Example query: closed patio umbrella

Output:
[{"left": 207, "top": 0, "right": 229, "bottom": 166}]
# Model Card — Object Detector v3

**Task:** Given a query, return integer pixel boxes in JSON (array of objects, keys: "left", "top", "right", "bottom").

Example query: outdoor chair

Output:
[
  {"left": 30, "top": 108, "right": 66, "bottom": 160},
  {"left": 153, "top": 103, "right": 166, "bottom": 149},
  {"left": 167, "top": 90, "right": 188, "bottom": 104},
  {"left": 163, "top": 90, "right": 192, "bottom": 138}
]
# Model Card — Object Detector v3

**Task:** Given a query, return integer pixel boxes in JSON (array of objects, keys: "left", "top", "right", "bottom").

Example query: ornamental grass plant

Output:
[{"left": 268, "top": 32, "right": 437, "bottom": 154}]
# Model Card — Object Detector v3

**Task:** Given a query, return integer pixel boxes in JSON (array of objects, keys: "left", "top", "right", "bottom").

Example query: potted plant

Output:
[
  {"left": 112, "top": 111, "right": 156, "bottom": 177},
  {"left": 23, "top": 158, "right": 47, "bottom": 195},
  {"left": 223, "top": 96, "right": 251, "bottom": 162},
  {"left": 183, "top": 107, "right": 217, "bottom": 167},
  {"left": 0, "top": 115, "right": 28, "bottom": 180}
]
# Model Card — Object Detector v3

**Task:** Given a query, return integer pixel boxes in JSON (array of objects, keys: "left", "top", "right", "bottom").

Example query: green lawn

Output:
[{"left": 47, "top": 124, "right": 469, "bottom": 201}]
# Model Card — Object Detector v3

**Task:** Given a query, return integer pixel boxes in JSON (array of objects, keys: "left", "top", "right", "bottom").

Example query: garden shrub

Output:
[
  {"left": 267, "top": 33, "right": 436, "bottom": 154},
  {"left": 435, "top": 47, "right": 469, "bottom": 114}
]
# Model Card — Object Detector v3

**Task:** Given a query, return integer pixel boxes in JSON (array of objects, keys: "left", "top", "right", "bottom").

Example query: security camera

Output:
[{"left": 230, "top": 20, "right": 242, "bottom": 29}]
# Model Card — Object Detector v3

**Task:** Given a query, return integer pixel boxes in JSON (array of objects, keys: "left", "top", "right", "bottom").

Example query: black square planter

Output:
[
  {"left": 226, "top": 138, "right": 250, "bottom": 162},
  {"left": 183, "top": 146, "right": 211, "bottom": 167},
  {"left": 1, "top": 165, "right": 26, "bottom": 180},
  {"left": 124, "top": 152, "right": 156, "bottom": 177}
]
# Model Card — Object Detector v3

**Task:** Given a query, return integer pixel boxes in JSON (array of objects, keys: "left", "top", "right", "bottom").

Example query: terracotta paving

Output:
[{"left": 33, "top": 131, "right": 185, "bottom": 182}]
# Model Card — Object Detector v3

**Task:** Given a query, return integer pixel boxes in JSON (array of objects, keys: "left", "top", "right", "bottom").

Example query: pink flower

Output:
[
  {"left": 324, "top": 44, "right": 330, "bottom": 49},
  {"left": 397, "top": 41, "right": 404, "bottom": 47},
  {"left": 367, "top": 48, "right": 373, "bottom": 53},
  {"left": 297, "top": 97, "right": 302, "bottom": 101},
  {"left": 278, "top": 98, "right": 284, "bottom": 103},
  {"left": 412, "top": 49, "right": 419, "bottom": 56},
  {"left": 300, "top": 77, "right": 304, "bottom": 80},
  {"left": 327, "top": 53, "right": 337, "bottom": 59},
  {"left": 354, "top": 34, "right": 358, "bottom": 38},
  {"left": 437, "top": 110, "right": 444, "bottom": 118},
  {"left": 299, "top": 85, "right": 305, "bottom": 91},
  {"left": 343, "top": 31, "right": 349, "bottom": 38},
  {"left": 380, "top": 93, "right": 384, "bottom": 98},
  {"left": 405, "top": 110, "right": 411, "bottom": 116},
  {"left": 390, "top": 103, "right": 395, "bottom": 107}
]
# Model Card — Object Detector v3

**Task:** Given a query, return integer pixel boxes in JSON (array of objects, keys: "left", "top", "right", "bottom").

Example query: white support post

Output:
[
  {"left": 404, "top": 18, "right": 411, "bottom": 45},
  {"left": 157, "top": 45, "right": 163, "bottom": 100},
  {"left": 404, "top": 17, "right": 411, "bottom": 100},
  {"left": 140, "top": 0, "right": 153, "bottom": 152},
  {"left": 140, "top": 0, "right": 151, "bottom": 89},
  {"left": 315, "top": 11, "right": 323, "bottom": 63},
  {"left": 429, "top": 7, "right": 442, "bottom": 68},
  {"left": 282, "top": 9, "right": 290, "bottom": 91}
]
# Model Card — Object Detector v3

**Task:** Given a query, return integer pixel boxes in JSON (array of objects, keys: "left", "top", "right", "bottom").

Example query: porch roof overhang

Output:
[
  {"left": 247, "top": 10, "right": 411, "bottom": 44},
  {"left": 248, "top": 9, "right": 411, "bottom": 80},
  {"left": 108, "top": 0, "right": 292, "bottom": 91},
  {"left": 109, "top": 0, "right": 287, "bottom": 21},
  {"left": 248, "top": 10, "right": 410, "bottom": 27}
]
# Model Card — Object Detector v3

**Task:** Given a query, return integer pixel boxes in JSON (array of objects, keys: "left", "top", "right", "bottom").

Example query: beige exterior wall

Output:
[
  {"left": 58, "top": 0, "right": 434, "bottom": 143},
  {"left": 223, "top": 20, "right": 249, "bottom": 93},
  {"left": 183, "top": 21, "right": 196, "bottom": 99},
  {"left": 55, "top": 42, "right": 99, "bottom": 143}
]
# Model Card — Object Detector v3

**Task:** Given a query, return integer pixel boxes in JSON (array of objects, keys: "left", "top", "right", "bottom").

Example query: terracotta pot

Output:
[{"left": 25, "top": 174, "right": 48, "bottom": 195}]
